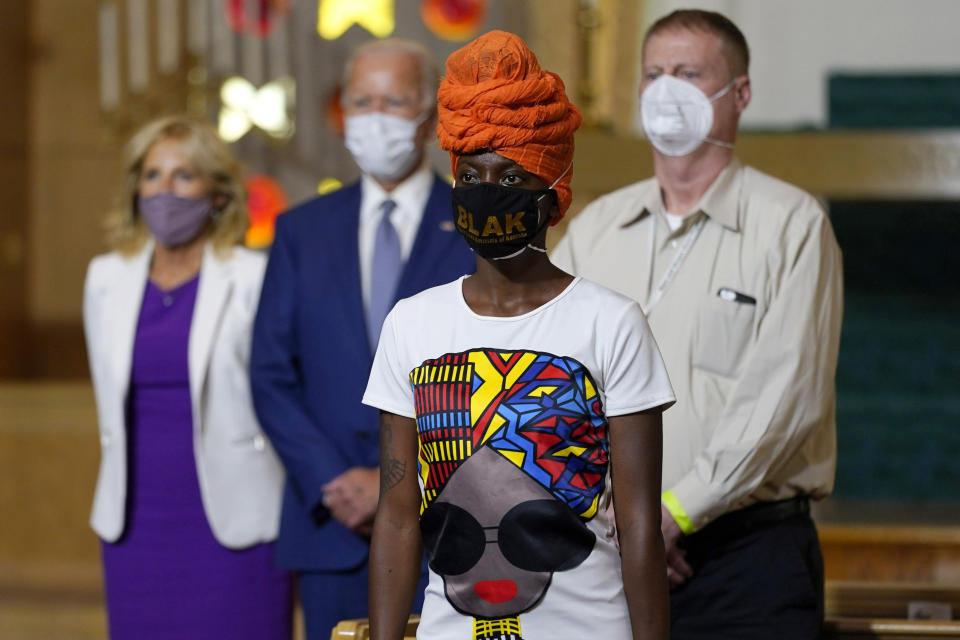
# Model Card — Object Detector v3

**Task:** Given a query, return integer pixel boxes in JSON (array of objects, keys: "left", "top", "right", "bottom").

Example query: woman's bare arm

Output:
[
  {"left": 369, "top": 411, "right": 423, "bottom": 640},
  {"left": 609, "top": 409, "right": 669, "bottom": 640}
]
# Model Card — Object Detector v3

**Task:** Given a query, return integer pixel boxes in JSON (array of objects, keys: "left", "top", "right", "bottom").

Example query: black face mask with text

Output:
[{"left": 451, "top": 182, "right": 556, "bottom": 260}]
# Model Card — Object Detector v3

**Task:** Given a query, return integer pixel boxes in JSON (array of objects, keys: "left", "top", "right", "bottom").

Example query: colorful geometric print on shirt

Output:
[{"left": 409, "top": 349, "right": 608, "bottom": 640}]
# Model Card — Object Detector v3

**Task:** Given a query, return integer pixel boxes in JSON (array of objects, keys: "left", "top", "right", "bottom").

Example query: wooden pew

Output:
[
  {"left": 820, "top": 523, "right": 960, "bottom": 583},
  {"left": 826, "top": 582, "right": 960, "bottom": 618},
  {"left": 329, "top": 583, "right": 960, "bottom": 640},
  {"left": 825, "top": 581, "right": 960, "bottom": 639},
  {"left": 824, "top": 618, "right": 960, "bottom": 639},
  {"left": 818, "top": 520, "right": 960, "bottom": 636},
  {"left": 329, "top": 614, "right": 960, "bottom": 640}
]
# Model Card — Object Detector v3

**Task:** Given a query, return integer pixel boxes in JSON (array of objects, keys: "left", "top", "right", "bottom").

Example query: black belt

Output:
[{"left": 688, "top": 496, "right": 810, "bottom": 546}]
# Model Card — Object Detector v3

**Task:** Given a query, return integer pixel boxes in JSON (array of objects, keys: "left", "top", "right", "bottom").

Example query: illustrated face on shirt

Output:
[
  {"left": 410, "top": 348, "right": 609, "bottom": 619},
  {"left": 421, "top": 446, "right": 596, "bottom": 618}
]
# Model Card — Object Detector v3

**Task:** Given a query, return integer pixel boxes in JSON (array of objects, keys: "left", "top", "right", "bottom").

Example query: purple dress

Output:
[{"left": 100, "top": 276, "right": 292, "bottom": 639}]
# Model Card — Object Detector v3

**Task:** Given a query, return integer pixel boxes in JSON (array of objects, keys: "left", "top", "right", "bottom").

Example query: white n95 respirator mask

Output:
[
  {"left": 640, "top": 75, "right": 735, "bottom": 156},
  {"left": 344, "top": 111, "right": 424, "bottom": 181}
]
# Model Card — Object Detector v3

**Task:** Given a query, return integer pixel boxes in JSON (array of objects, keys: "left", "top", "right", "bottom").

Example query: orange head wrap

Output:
[{"left": 437, "top": 30, "right": 582, "bottom": 219}]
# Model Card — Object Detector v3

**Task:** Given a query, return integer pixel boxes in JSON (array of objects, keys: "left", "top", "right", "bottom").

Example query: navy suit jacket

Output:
[{"left": 251, "top": 174, "right": 475, "bottom": 570}]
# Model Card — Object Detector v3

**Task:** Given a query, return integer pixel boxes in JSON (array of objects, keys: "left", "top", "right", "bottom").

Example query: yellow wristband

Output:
[{"left": 661, "top": 489, "right": 695, "bottom": 535}]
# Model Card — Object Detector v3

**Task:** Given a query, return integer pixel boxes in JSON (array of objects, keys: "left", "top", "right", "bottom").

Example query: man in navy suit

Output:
[{"left": 251, "top": 39, "right": 474, "bottom": 639}]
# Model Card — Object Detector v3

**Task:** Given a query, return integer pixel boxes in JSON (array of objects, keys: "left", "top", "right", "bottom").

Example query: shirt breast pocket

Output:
[{"left": 693, "top": 294, "right": 756, "bottom": 377}]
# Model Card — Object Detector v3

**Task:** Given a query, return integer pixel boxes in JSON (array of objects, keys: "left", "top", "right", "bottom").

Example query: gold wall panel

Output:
[
  {"left": 28, "top": 0, "right": 119, "bottom": 327},
  {"left": 525, "top": 0, "right": 582, "bottom": 107},
  {"left": 569, "top": 129, "right": 960, "bottom": 208},
  {"left": 0, "top": 383, "right": 101, "bottom": 571},
  {"left": 0, "top": 2, "right": 30, "bottom": 377}
]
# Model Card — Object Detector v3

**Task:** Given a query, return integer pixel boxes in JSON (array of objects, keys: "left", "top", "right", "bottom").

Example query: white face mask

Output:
[
  {"left": 344, "top": 111, "right": 425, "bottom": 181},
  {"left": 640, "top": 75, "right": 736, "bottom": 157}
]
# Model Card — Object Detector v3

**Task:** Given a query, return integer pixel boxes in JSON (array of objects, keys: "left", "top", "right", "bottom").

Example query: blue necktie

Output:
[{"left": 367, "top": 199, "right": 401, "bottom": 350}]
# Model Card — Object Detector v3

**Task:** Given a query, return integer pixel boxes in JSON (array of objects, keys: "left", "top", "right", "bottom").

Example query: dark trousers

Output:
[
  {"left": 670, "top": 503, "right": 824, "bottom": 640},
  {"left": 297, "top": 558, "right": 428, "bottom": 640},
  {"left": 298, "top": 562, "right": 369, "bottom": 640}
]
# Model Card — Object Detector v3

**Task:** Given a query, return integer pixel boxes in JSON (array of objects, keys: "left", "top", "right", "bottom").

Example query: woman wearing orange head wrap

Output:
[{"left": 364, "top": 31, "right": 672, "bottom": 640}]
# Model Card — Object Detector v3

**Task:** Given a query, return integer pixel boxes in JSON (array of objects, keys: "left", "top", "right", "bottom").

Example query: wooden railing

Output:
[
  {"left": 330, "top": 616, "right": 419, "bottom": 640},
  {"left": 825, "top": 581, "right": 960, "bottom": 639},
  {"left": 330, "top": 583, "right": 960, "bottom": 640},
  {"left": 820, "top": 523, "right": 960, "bottom": 583},
  {"left": 824, "top": 618, "right": 960, "bottom": 639}
]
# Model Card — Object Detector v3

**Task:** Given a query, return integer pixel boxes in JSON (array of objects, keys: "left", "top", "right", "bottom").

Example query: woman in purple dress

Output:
[{"left": 83, "top": 115, "right": 291, "bottom": 639}]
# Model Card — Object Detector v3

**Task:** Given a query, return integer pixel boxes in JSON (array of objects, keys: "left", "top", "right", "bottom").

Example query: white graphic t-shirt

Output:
[{"left": 363, "top": 276, "right": 675, "bottom": 640}]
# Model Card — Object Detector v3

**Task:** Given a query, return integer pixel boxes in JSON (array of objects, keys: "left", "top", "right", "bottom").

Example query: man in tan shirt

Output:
[{"left": 552, "top": 9, "right": 843, "bottom": 639}]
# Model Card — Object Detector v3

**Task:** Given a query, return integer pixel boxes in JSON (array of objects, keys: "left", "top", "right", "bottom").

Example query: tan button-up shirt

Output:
[{"left": 552, "top": 158, "right": 843, "bottom": 533}]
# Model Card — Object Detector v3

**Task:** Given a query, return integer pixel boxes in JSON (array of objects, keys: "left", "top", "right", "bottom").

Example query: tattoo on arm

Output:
[
  {"left": 380, "top": 414, "right": 407, "bottom": 493},
  {"left": 382, "top": 458, "right": 407, "bottom": 492}
]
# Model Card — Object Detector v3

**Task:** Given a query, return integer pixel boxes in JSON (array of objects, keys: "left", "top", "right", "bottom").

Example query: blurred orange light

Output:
[
  {"left": 245, "top": 174, "right": 288, "bottom": 249},
  {"left": 421, "top": 0, "right": 485, "bottom": 41},
  {"left": 325, "top": 86, "right": 345, "bottom": 136}
]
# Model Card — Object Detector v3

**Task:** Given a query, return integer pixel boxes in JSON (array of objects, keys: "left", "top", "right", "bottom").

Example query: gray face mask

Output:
[{"left": 138, "top": 192, "right": 213, "bottom": 247}]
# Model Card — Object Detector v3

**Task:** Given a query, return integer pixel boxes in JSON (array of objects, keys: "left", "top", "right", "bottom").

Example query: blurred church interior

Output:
[{"left": 1, "top": 0, "right": 958, "bottom": 638}]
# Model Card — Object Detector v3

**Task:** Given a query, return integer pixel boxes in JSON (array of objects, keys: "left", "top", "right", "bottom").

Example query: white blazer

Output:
[{"left": 83, "top": 240, "right": 284, "bottom": 548}]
